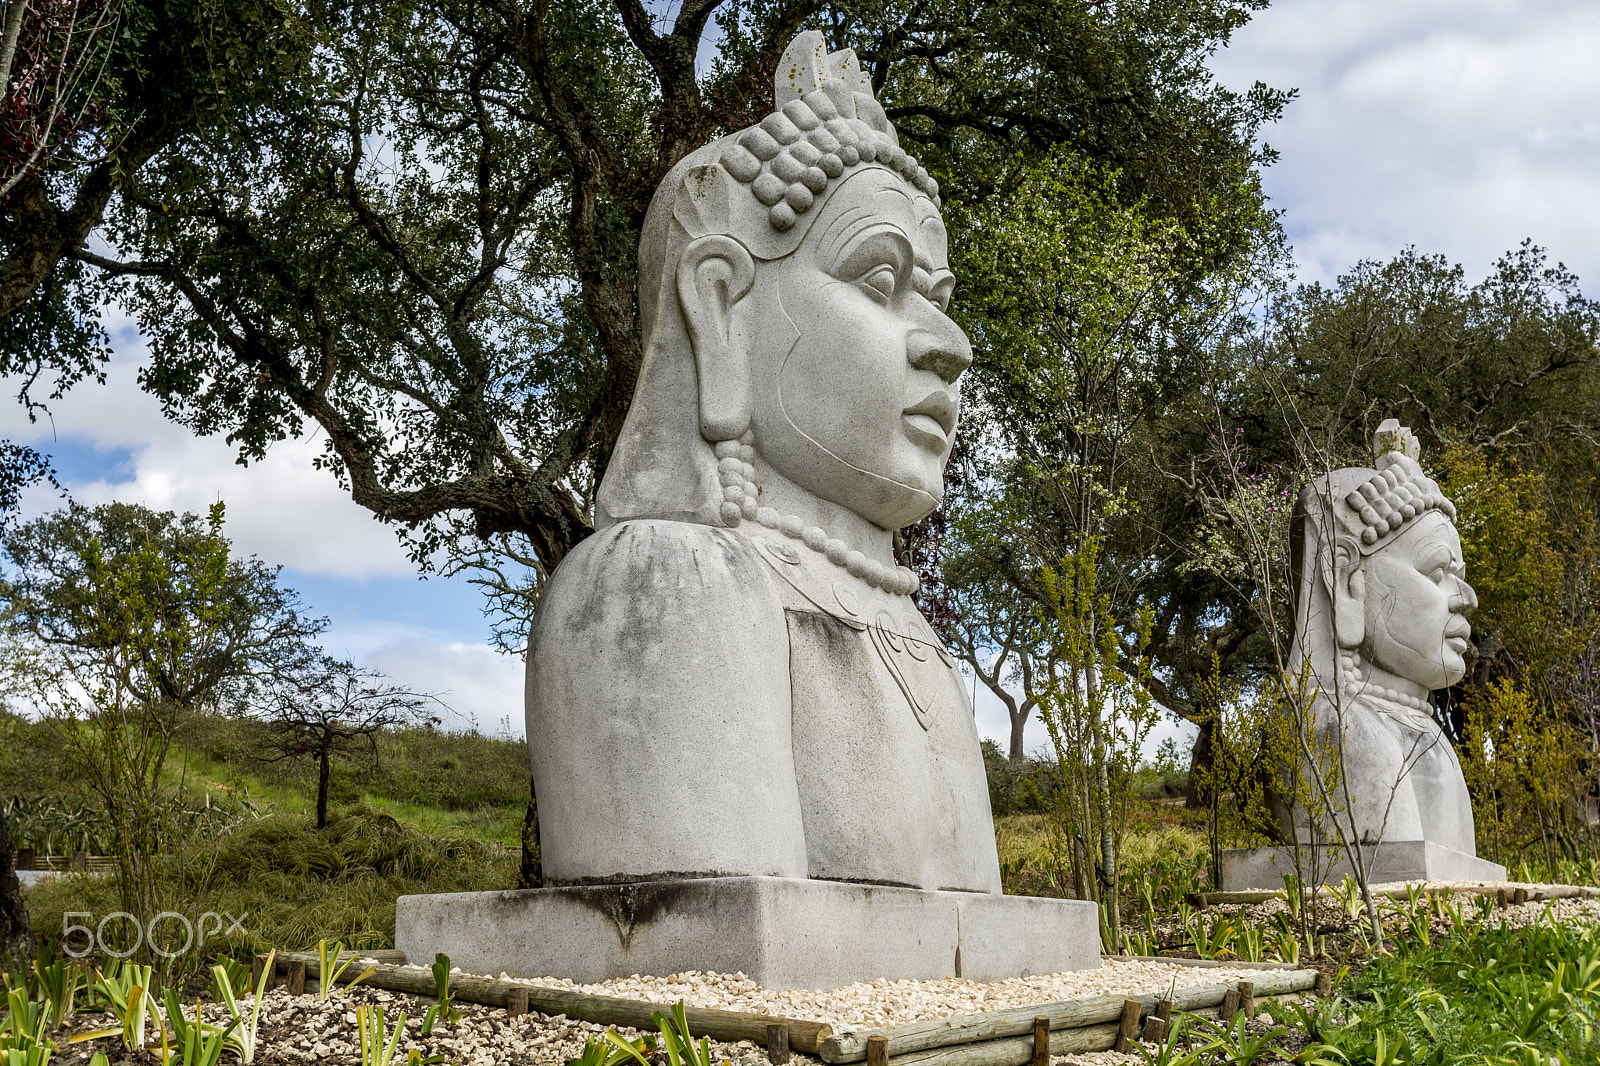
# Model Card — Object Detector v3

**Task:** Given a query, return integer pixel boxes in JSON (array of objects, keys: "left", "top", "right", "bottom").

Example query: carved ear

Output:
[
  {"left": 1335, "top": 564, "right": 1366, "bottom": 649},
  {"left": 677, "top": 234, "right": 757, "bottom": 441}
]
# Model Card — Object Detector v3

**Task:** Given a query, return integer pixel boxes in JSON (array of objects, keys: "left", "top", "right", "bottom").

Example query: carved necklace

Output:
[
  {"left": 1338, "top": 650, "right": 1433, "bottom": 714},
  {"left": 714, "top": 440, "right": 920, "bottom": 597}
]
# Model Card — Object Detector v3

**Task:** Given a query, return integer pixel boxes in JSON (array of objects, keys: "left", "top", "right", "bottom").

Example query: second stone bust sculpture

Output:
[
  {"left": 1274, "top": 421, "right": 1483, "bottom": 856},
  {"left": 525, "top": 32, "right": 1001, "bottom": 893}
]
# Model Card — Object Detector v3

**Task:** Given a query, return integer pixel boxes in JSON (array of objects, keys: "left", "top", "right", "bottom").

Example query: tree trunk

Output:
[
  {"left": 0, "top": 803, "right": 33, "bottom": 966},
  {"left": 1185, "top": 718, "right": 1216, "bottom": 809},
  {"left": 316, "top": 745, "right": 331, "bottom": 829},
  {"left": 518, "top": 774, "right": 542, "bottom": 889},
  {"left": 1087, "top": 659, "right": 1120, "bottom": 953},
  {"left": 1007, "top": 708, "right": 1027, "bottom": 764},
  {"left": 1010, "top": 656, "right": 1038, "bottom": 764}
]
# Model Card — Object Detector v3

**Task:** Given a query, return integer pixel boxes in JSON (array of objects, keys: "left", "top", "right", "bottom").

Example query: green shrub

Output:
[{"left": 981, "top": 741, "right": 1044, "bottom": 817}]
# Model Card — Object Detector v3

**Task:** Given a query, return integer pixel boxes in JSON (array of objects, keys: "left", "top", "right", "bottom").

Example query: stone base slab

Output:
[
  {"left": 395, "top": 876, "right": 1099, "bottom": 990},
  {"left": 1220, "top": 841, "right": 1507, "bottom": 891}
]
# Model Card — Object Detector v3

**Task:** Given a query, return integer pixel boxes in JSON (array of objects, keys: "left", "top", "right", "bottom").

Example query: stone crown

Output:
[
  {"left": 718, "top": 32, "right": 941, "bottom": 233},
  {"left": 1341, "top": 420, "right": 1457, "bottom": 548}
]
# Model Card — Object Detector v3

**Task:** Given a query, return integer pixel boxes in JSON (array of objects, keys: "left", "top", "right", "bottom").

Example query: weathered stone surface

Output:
[
  {"left": 524, "top": 30, "right": 998, "bottom": 895},
  {"left": 1219, "top": 843, "right": 1507, "bottom": 891},
  {"left": 396, "top": 879, "right": 1099, "bottom": 991},
  {"left": 1264, "top": 419, "right": 1494, "bottom": 879}
]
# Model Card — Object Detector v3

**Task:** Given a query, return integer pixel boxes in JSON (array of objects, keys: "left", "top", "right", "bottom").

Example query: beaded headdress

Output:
[
  {"left": 1338, "top": 419, "right": 1457, "bottom": 554},
  {"left": 718, "top": 31, "right": 940, "bottom": 233}
]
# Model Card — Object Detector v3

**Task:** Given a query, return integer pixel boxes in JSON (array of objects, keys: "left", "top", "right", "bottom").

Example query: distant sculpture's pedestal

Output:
[
  {"left": 1220, "top": 842, "right": 1507, "bottom": 891},
  {"left": 395, "top": 877, "right": 1099, "bottom": 991}
]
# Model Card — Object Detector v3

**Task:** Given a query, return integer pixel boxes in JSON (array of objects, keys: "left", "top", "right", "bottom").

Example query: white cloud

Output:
[
  {"left": 342, "top": 631, "right": 526, "bottom": 739},
  {"left": 1, "top": 343, "right": 418, "bottom": 580},
  {"left": 1213, "top": 0, "right": 1600, "bottom": 287}
]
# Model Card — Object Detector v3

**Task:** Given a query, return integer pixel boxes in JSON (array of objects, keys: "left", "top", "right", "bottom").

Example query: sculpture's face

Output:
[
  {"left": 1361, "top": 512, "right": 1477, "bottom": 690},
  {"left": 747, "top": 167, "right": 972, "bottom": 529}
]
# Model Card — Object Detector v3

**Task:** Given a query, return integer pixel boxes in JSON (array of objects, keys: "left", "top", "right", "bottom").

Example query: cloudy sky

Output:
[{"left": 4, "top": 0, "right": 1597, "bottom": 756}]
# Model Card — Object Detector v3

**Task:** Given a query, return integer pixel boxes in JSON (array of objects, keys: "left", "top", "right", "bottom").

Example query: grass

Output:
[
  {"left": 996, "top": 814, "right": 1211, "bottom": 909},
  {"left": 1, "top": 709, "right": 530, "bottom": 847},
  {"left": 24, "top": 805, "right": 517, "bottom": 956},
  {"left": 1282, "top": 915, "right": 1600, "bottom": 1062}
]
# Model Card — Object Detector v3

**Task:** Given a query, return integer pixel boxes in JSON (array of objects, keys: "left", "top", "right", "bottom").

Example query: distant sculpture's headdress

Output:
[
  {"left": 1335, "top": 420, "right": 1457, "bottom": 553},
  {"left": 1290, "top": 419, "right": 1463, "bottom": 713}
]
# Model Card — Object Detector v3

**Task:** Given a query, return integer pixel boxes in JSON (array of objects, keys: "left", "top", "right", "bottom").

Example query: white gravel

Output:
[{"left": 476, "top": 959, "right": 1292, "bottom": 1032}]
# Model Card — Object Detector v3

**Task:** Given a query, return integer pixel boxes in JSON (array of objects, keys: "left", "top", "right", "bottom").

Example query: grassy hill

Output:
[{"left": 1, "top": 707, "right": 531, "bottom": 849}]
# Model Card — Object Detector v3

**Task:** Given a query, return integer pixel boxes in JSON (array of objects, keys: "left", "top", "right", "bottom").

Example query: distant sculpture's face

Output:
[
  {"left": 747, "top": 167, "right": 973, "bottom": 529},
  {"left": 1360, "top": 512, "right": 1477, "bottom": 690}
]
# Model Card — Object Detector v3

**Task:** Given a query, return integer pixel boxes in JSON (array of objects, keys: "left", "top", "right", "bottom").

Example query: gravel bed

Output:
[{"left": 453, "top": 958, "right": 1293, "bottom": 1033}]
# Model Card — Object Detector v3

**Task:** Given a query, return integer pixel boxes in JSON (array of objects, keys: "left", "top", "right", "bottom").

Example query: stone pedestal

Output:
[
  {"left": 1220, "top": 842, "right": 1507, "bottom": 891},
  {"left": 395, "top": 877, "right": 1099, "bottom": 991}
]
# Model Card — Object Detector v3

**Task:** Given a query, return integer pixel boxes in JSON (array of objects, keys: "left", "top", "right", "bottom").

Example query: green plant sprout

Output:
[
  {"left": 29, "top": 958, "right": 81, "bottom": 1032},
  {"left": 75, "top": 964, "right": 158, "bottom": 1052},
  {"left": 316, "top": 940, "right": 378, "bottom": 1000},
  {"left": 211, "top": 948, "right": 274, "bottom": 1064},
  {"left": 355, "top": 1006, "right": 410, "bottom": 1066},
  {"left": 1234, "top": 923, "right": 1265, "bottom": 963},
  {"left": 1, "top": 987, "right": 54, "bottom": 1056},
  {"left": 1331, "top": 875, "right": 1366, "bottom": 923},
  {"left": 420, "top": 954, "right": 461, "bottom": 1035},
  {"left": 210, "top": 958, "right": 251, "bottom": 1001},
  {"left": 159, "top": 989, "right": 239, "bottom": 1066},
  {"left": 602, "top": 1002, "right": 711, "bottom": 1066}
]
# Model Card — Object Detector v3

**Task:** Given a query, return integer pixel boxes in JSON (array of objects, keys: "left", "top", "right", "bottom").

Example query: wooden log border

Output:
[{"left": 271, "top": 951, "right": 833, "bottom": 1055}]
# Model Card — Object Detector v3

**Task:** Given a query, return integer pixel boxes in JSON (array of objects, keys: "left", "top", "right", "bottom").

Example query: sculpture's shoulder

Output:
[{"left": 532, "top": 519, "right": 786, "bottom": 650}]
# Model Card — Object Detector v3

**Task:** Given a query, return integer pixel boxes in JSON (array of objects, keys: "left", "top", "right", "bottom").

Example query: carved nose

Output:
[
  {"left": 1450, "top": 579, "right": 1478, "bottom": 613},
  {"left": 908, "top": 314, "right": 973, "bottom": 383}
]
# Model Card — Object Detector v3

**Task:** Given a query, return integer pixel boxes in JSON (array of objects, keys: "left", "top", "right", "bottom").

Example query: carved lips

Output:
[{"left": 901, "top": 391, "right": 957, "bottom": 452}]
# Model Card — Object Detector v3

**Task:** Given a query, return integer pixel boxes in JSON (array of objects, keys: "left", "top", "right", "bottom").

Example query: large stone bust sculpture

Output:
[
  {"left": 1273, "top": 420, "right": 1484, "bottom": 857},
  {"left": 525, "top": 32, "right": 1001, "bottom": 894}
]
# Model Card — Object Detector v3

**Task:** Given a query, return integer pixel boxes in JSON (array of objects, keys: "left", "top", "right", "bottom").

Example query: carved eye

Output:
[
  {"left": 859, "top": 264, "right": 897, "bottom": 304},
  {"left": 914, "top": 267, "right": 954, "bottom": 312}
]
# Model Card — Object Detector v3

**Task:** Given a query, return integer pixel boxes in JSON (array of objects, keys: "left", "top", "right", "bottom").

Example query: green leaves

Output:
[
  {"left": 1298, "top": 918, "right": 1600, "bottom": 1063},
  {"left": 420, "top": 953, "right": 459, "bottom": 1035},
  {"left": 159, "top": 987, "right": 239, "bottom": 1066},
  {"left": 209, "top": 947, "right": 272, "bottom": 1064},
  {"left": 316, "top": 939, "right": 377, "bottom": 1001},
  {"left": 354, "top": 1004, "right": 411, "bottom": 1066},
  {"left": 567, "top": 999, "right": 707, "bottom": 1066}
]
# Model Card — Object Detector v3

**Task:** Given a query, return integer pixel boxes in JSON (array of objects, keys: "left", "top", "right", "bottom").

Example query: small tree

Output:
[
  {"left": 2, "top": 500, "right": 328, "bottom": 715},
  {"left": 1, "top": 501, "right": 327, "bottom": 962},
  {"left": 1034, "top": 538, "right": 1159, "bottom": 952},
  {"left": 10, "top": 502, "right": 239, "bottom": 946},
  {"left": 253, "top": 661, "right": 442, "bottom": 829}
]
